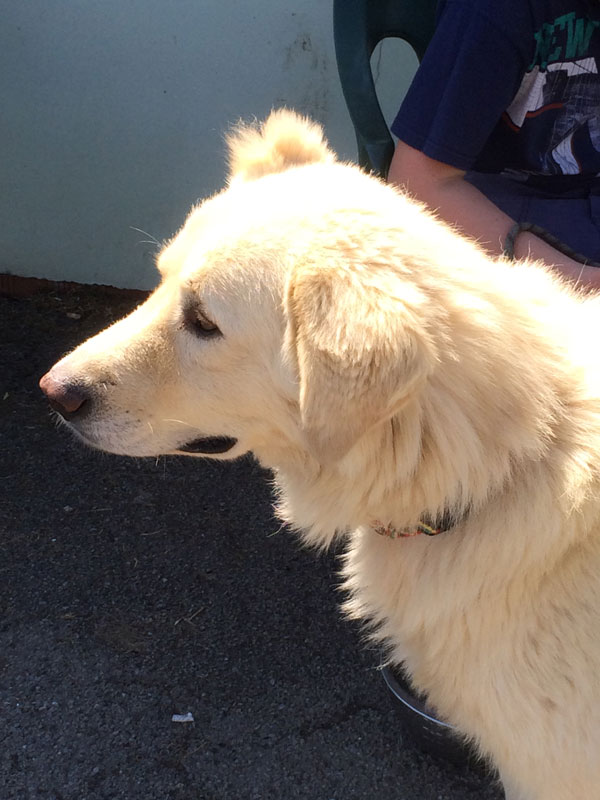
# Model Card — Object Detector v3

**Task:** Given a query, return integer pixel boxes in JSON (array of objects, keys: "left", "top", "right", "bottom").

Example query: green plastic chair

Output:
[{"left": 333, "top": 0, "right": 438, "bottom": 177}]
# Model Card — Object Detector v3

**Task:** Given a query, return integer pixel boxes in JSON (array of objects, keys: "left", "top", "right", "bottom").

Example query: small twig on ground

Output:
[{"left": 173, "top": 607, "right": 205, "bottom": 627}]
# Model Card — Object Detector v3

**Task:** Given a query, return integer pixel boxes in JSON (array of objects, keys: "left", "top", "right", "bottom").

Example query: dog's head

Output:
[{"left": 40, "top": 111, "right": 438, "bottom": 469}]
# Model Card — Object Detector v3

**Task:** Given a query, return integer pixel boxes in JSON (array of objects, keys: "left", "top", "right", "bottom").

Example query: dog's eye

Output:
[{"left": 183, "top": 307, "right": 222, "bottom": 339}]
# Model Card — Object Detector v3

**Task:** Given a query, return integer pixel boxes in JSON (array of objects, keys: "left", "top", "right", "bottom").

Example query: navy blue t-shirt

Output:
[{"left": 391, "top": 0, "right": 600, "bottom": 192}]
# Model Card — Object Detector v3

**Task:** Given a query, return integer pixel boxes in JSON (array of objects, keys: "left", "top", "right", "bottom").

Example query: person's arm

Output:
[{"left": 388, "top": 141, "right": 600, "bottom": 290}]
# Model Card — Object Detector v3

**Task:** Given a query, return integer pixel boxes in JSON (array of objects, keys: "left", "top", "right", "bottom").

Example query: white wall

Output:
[{"left": 0, "top": 1, "right": 417, "bottom": 289}]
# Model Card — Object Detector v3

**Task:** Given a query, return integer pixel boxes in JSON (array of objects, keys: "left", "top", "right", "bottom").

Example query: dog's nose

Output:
[{"left": 39, "top": 372, "right": 91, "bottom": 420}]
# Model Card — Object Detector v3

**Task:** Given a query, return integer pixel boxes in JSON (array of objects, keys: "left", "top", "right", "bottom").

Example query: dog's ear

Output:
[
  {"left": 226, "top": 110, "right": 334, "bottom": 184},
  {"left": 285, "top": 265, "right": 437, "bottom": 463}
]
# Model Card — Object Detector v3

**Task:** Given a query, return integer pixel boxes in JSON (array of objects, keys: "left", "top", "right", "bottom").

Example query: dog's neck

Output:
[
  {"left": 271, "top": 411, "right": 477, "bottom": 550},
  {"left": 270, "top": 359, "right": 553, "bottom": 551}
]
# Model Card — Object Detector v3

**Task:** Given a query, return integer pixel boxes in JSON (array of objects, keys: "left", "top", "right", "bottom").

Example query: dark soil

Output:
[{"left": 0, "top": 286, "right": 503, "bottom": 799}]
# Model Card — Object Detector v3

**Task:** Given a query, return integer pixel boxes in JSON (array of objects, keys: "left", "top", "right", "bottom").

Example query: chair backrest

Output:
[{"left": 333, "top": 0, "right": 438, "bottom": 177}]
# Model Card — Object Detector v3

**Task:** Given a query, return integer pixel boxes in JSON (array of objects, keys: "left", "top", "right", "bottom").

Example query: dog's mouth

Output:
[{"left": 176, "top": 436, "right": 238, "bottom": 455}]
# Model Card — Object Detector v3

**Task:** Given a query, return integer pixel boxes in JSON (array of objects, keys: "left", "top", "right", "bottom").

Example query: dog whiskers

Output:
[
  {"left": 130, "top": 226, "right": 162, "bottom": 249},
  {"left": 162, "top": 418, "right": 201, "bottom": 430}
]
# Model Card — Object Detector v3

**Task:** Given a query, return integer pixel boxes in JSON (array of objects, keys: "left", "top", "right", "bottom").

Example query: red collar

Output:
[{"left": 372, "top": 519, "right": 447, "bottom": 539}]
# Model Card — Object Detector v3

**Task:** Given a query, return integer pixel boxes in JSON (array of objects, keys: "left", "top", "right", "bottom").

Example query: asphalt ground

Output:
[{"left": 0, "top": 286, "right": 504, "bottom": 799}]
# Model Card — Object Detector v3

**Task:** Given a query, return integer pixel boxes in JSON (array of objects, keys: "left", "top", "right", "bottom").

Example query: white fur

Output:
[{"left": 44, "top": 111, "right": 600, "bottom": 800}]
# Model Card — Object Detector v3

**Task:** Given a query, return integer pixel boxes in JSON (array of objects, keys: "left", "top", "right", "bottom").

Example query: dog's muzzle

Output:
[{"left": 40, "top": 369, "right": 238, "bottom": 457}]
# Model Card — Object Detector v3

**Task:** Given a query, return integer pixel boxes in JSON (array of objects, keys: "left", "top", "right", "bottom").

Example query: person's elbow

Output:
[{"left": 388, "top": 140, "right": 466, "bottom": 201}]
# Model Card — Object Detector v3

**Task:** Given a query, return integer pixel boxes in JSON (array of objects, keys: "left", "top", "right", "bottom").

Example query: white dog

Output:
[{"left": 40, "top": 111, "right": 600, "bottom": 800}]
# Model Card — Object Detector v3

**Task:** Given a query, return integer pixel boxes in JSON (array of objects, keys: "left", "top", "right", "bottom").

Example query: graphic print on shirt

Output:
[{"left": 504, "top": 12, "right": 600, "bottom": 176}]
